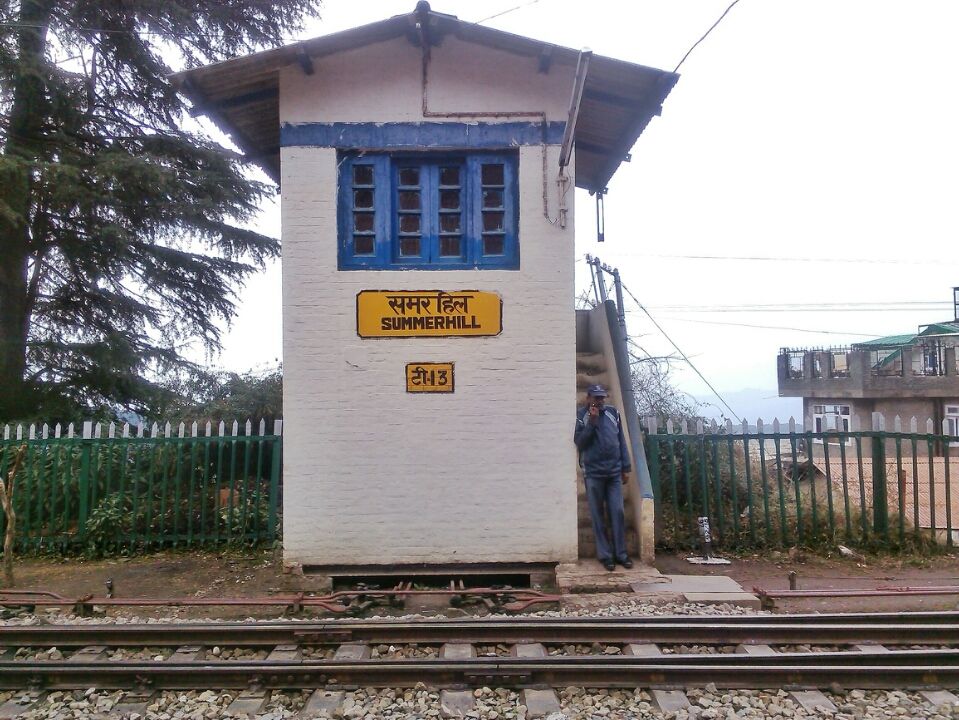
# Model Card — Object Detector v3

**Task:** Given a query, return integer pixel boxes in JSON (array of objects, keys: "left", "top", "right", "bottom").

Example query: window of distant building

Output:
[
  {"left": 947, "top": 404, "right": 959, "bottom": 444},
  {"left": 813, "top": 403, "right": 851, "bottom": 445},
  {"left": 338, "top": 152, "right": 518, "bottom": 270}
]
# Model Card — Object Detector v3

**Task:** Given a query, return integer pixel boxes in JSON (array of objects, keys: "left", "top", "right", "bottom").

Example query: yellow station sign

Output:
[
  {"left": 356, "top": 290, "right": 502, "bottom": 338},
  {"left": 406, "top": 362, "right": 454, "bottom": 393}
]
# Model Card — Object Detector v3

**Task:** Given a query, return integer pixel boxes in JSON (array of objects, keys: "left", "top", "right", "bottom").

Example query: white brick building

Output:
[{"left": 174, "top": 4, "right": 676, "bottom": 570}]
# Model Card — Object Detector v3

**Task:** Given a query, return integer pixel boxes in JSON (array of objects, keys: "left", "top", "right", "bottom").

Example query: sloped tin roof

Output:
[
  {"left": 854, "top": 333, "right": 918, "bottom": 348},
  {"left": 170, "top": 6, "right": 678, "bottom": 191}
]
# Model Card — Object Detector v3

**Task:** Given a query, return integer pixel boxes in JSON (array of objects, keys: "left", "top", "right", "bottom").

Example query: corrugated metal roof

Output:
[
  {"left": 919, "top": 322, "right": 959, "bottom": 337},
  {"left": 853, "top": 333, "right": 917, "bottom": 348},
  {"left": 170, "top": 6, "right": 678, "bottom": 191}
]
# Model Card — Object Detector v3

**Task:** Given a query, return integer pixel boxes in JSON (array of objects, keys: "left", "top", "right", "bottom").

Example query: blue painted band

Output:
[{"left": 280, "top": 121, "right": 566, "bottom": 149}]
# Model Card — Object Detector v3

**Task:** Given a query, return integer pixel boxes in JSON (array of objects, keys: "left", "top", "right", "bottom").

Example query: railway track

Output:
[{"left": 1, "top": 612, "right": 959, "bottom": 695}]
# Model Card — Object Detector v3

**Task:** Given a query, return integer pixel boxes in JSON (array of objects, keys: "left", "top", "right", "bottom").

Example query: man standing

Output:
[{"left": 574, "top": 384, "right": 633, "bottom": 571}]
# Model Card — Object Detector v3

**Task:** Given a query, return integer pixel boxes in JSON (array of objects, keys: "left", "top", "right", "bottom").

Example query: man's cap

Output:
[{"left": 586, "top": 384, "right": 609, "bottom": 397}]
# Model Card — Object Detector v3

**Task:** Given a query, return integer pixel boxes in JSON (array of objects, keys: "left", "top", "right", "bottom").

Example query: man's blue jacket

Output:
[{"left": 574, "top": 404, "right": 632, "bottom": 477}]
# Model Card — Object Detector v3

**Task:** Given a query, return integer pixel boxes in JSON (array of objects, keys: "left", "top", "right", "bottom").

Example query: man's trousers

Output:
[{"left": 584, "top": 474, "right": 628, "bottom": 563}]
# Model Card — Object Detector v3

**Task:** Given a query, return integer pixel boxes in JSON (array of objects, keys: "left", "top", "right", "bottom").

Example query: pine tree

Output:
[{"left": 0, "top": 0, "right": 320, "bottom": 421}]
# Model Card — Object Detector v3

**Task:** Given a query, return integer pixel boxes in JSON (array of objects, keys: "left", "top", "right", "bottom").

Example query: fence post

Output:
[
  {"left": 268, "top": 420, "right": 283, "bottom": 541},
  {"left": 871, "top": 412, "right": 889, "bottom": 538},
  {"left": 78, "top": 421, "right": 93, "bottom": 537}
]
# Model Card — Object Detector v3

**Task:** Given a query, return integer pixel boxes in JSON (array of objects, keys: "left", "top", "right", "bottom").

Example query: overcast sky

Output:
[{"left": 207, "top": 0, "right": 959, "bottom": 421}]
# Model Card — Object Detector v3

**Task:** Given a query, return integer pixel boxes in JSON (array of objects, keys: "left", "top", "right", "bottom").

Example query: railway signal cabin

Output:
[{"left": 173, "top": 4, "right": 676, "bottom": 572}]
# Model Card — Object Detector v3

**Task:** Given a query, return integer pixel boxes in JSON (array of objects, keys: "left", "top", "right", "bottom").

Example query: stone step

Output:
[{"left": 575, "top": 352, "right": 606, "bottom": 374}]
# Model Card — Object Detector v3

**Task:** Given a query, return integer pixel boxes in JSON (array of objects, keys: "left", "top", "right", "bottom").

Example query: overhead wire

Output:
[
  {"left": 672, "top": 0, "right": 742, "bottom": 73},
  {"left": 653, "top": 317, "right": 884, "bottom": 337},
  {"left": 619, "top": 281, "right": 741, "bottom": 423},
  {"left": 611, "top": 252, "right": 958, "bottom": 266},
  {"left": 474, "top": 0, "right": 544, "bottom": 24}
]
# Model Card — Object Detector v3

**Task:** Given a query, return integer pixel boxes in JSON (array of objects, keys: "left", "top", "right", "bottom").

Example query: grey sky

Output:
[{"left": 208, "top": 1, "right": 959, "bottom": 420}]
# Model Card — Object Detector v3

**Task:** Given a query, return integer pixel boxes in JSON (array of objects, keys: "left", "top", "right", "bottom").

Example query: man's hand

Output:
[
  {"left": 588, "top": 405, "right": 600, "bottom": 423},
  {"left": 621, "top": 470, "right": 630, "bottom": 484}
]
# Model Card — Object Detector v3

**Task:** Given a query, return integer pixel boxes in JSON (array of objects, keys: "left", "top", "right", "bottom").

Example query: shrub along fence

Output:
[
  {"left": 0, "top": 419, "right": 282, "bottom": 554},
  {"left": 643, "top": 414, "right": 959, "bottom": 553}
]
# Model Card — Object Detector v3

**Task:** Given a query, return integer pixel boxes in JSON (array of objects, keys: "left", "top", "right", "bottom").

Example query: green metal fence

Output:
[
  {"left": 0, "top": 419, "right": 282, "bottom": 553},
  {"left": 643, "top": 415, "right": 959, "bottom": 552}
]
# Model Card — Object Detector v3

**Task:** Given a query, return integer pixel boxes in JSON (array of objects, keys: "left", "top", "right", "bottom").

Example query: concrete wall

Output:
[
  {"left": 279, "top": 36, "right": 579, "bottom": 566},
  {"left": 780, "top": 349, "right": 959, "bottom": 400}
]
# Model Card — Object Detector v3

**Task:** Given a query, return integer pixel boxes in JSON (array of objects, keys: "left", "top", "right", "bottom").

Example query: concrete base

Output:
[
  {"left": 440, "top": 690, "right": 475, "bottom": 718},
  {"left": 651, "top": 690, "right": 690, "bottom": 714},
  {"left": 226, "top": 691, "right": 268, "bottom": 717},
  {"left": 631, "top": 574, "right": 761, "bottom": 609},
  {"left": 521, "top": 689, "right": 561, "bottom": 718},
  {"left": 790, "top": 691, "right": 837, "bottom": 713},
  {"left": 303, "top": 690, "right": 344, "bottom": 717},
  {"left": 0, "top": 692, "right": 44, "bottom": 720},
  {"left": 683, "top": 592, "right": 762, "bottom": 610},
  {"left": 921, "top": 690, "right": 959, "bottom": 708},
  {"left": 555, "top": 559, "right": 666, "bottom": 594}
]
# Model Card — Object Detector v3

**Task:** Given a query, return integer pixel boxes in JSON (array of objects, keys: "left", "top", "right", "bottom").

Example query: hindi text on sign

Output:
[{"left": 357, "top": 290, "right": 502, "bottom": 338}]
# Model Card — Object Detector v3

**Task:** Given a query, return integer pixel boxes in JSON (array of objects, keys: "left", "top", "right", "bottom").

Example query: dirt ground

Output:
[
  {"left": 4, "top": 547, "right": 959, "bottom": 619},
  {"left": 655, "top": 549, "right": 959, "bottom": 614}
]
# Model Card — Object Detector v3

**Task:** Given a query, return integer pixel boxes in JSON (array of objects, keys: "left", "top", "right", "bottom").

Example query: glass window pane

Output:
[
  {"left": 353, "top": 235, "right": 374, "bottom": 255},
  {"left": 399, "top": 167, "right": 420, "bottom": 186},
  {"left": 354, "top": 213, "right": 374, "bottom": 232},
  {"left": 483, "top": 189, "right": 503, "bottom": 209},
  {"left": 483, "top": 236, "right": 504, "bottom": 255},
  {"left": 440, "top": 214, "right": 461, "bottom": 233},
  {"left": 400, "top": 237, "right": 420, "bottom": 256},
  {"left": 440, "top": 190, "right": 460, "bottom": 210},
  {"left": 354, "top": 189, "right": 374, "bottom": 209},
  {"left": 440, "top": 166, "right": 460, "bottom": 186},
  {"left": 399, "top": 214, "right": 420, "bottom": 233},
  {"left": 439, "top": 236, "right": 461, "bottom": 257},
  {"left": 483, "top": 212, "right": 504, "bottom": 232},
  {"left": 352, "top": 165, "right": 374, "bottom": 185},
  {"left": 482, "top": 163, "right": 504, "bottom": 185},
  {"left": 399, "top": 191, "right": 420, "bottom": 210}
]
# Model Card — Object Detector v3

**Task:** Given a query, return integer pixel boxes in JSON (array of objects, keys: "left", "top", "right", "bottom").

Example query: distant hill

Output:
[{"left": 694, "top": 388, "right": 803, "bottom": 428}]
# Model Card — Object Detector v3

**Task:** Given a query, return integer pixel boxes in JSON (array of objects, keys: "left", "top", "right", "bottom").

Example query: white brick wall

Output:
[{"left": 280, "top": 36, "right": 578, "bottom": 566}]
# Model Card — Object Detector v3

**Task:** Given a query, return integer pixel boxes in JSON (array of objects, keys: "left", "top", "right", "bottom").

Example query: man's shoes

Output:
[
  {"left": 618, "top": 557, "right": 634, "bottom": 569},
  {"left": 602, "top": 560, "right": 615, "bottom": 571}
]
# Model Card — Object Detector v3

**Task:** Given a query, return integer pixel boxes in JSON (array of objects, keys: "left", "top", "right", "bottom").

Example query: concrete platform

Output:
[
  {"left": 555, "top": 559, "right": 667, "bottom": 593},
  {"left": 632, "top": 573, "right": 761, "bottom": 609},
  {"left": 556, "top": 561, "right": 760, "bottom": 608}
]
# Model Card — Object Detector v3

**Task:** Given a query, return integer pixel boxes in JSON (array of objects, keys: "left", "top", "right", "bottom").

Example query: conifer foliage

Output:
[{"left": 0, "top": 0, "right": 320, "bottom": 421}]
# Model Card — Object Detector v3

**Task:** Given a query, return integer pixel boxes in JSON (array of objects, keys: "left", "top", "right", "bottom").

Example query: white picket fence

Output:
[
  {"left": 1, "top": 418, "right": 283, "bottom": 442},
  {"left": 642, "top": 414, "right": 957, "bottom": 436}
]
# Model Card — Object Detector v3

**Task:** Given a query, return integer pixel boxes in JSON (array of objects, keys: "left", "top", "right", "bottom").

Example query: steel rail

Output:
[
  {"left": 4, "top": 615, "right": 959, "bottom": 647},
  {"left": 2, "top": 651, "right": 958, "bottom": 691}
]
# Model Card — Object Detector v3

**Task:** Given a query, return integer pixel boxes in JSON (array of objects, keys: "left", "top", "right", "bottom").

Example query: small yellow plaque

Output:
[
  {"left": 406, "top": 363, "right": 455, "bottom": 393},
  {"left": 356, "top": 290, "right": 502, "bottom": 338}
]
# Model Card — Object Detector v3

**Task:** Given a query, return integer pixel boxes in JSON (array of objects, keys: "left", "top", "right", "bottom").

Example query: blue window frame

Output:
[{"left": 338, "top": 152, "right": 518, "bottom": 270}]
